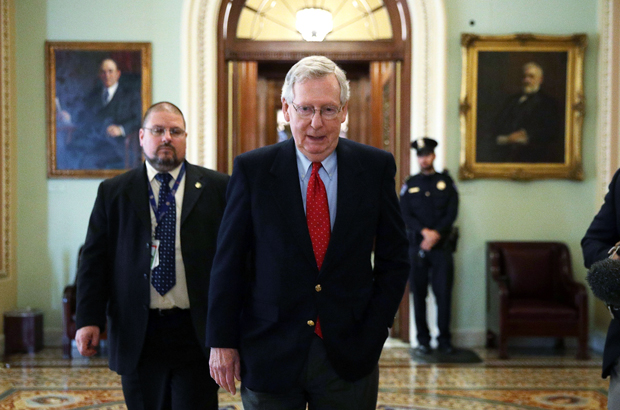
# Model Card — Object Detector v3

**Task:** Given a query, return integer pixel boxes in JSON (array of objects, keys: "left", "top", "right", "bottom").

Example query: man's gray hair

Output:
[{"left": 281, "top": 56, "right": 350, "bottom": 106}]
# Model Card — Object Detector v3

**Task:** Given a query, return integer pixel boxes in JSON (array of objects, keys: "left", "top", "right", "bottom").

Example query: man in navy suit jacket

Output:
[
  {"left": 76, "top": 102, "right": 228, "bottom": 409},
  {"left": 207, "top": 56, "right": 410, "bottom": 410}
]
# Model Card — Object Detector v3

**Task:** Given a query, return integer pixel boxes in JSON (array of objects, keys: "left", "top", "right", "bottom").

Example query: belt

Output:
[{"left": 149, "top": 307, "right": 186, "bottom": 316}]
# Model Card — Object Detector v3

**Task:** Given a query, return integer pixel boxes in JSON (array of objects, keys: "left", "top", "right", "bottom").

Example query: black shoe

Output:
[
  {"left": 414, "top": 344, "right": 432, "bottom": 355},
  {"left": 438, "top": 343, "right": 454, "bottom": 354}
]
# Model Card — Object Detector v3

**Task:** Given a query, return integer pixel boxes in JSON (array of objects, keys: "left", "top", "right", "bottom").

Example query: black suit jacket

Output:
[
  {"left": 76, "top": 161, "right": 229, "bottom": 374},
  {"left": 206, "top": 138, "right": 410, "bottom": 393},
  {"left": 582, "top": 167, "right": 620, "bottom": 378}
]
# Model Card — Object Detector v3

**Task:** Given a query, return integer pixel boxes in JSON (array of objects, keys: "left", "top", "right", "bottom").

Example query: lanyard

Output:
[{"left": 147, "top": 163, "right": 186, "bottom": 226}]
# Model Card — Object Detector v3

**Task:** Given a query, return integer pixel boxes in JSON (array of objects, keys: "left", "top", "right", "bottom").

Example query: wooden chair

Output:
[
  {"left": 486, "top": 241, "right": 589, "bottom": 359},
  {"left": 61, "top": 283, "right": 78, "bottom": 358},
  {"left": 62, "top": 246, "right": 106, "bottom": 358}
]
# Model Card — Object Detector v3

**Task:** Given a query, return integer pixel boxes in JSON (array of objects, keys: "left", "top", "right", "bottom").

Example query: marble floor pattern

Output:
[{"left": 0, "top": 343, "right": 608, "bottom": 409}]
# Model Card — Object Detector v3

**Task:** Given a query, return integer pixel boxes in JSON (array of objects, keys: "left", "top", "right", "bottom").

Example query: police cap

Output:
[{"left": 411, "top": 137, "right": 438, "bottom": 156}]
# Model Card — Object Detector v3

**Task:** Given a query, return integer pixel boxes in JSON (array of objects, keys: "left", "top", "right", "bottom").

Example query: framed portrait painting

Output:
[
  {"left": 46, "top": 41, "right": 151, "bottom": 178},
  {"left": 458, "top": 34, "right": 586, "bottom": 180}
]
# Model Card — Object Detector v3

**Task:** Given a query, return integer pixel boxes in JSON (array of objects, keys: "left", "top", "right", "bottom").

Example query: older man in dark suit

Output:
[
  {"left": 207, "top": 56, "right": 410, "bottom": 410},
  {"left": 482, "top": 62, "right": 563, "bottom": 163},
  {"left": 75, "top": 102, "right": 228, "bottom": 409}
]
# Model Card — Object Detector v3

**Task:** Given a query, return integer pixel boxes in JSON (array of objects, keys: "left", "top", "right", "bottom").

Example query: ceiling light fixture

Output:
[{"left": 295, "top": 8, "right": 333, "bottom": 42}]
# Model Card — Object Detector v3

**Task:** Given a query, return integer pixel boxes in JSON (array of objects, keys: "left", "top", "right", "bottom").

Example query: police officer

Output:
[{"left": 400, "top": 137, "right": 459, "bottom": 355}]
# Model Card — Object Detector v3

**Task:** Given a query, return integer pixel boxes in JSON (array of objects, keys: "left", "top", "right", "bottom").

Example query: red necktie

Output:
[{"left": 306, "top": 162, "right": 331, "bottom": 337}]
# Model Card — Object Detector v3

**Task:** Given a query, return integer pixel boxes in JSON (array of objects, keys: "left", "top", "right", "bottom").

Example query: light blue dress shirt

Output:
[{"left": 296, "top": 147, "right": 337, "bottom": 229}]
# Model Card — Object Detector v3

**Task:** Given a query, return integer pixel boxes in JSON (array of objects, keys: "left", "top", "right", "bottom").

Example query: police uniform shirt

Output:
[{"left": 399, "top": 171, "right": 458, "bottom": 246}]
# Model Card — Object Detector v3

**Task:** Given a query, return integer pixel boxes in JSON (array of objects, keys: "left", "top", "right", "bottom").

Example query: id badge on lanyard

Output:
[{"left": 150, "top": 239, "right": 160, "bottom": 270}]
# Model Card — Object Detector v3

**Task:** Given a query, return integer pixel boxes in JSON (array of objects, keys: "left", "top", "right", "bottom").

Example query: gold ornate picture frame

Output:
[
  {"left": 46, "top": 41, "right": 151, "bottom": 178},
  {"left": 459, "top": 33, "right": 586, "bottom": 180}
]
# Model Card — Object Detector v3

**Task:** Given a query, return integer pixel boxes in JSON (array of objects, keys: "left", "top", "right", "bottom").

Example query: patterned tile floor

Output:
[{"left": 0, "top": 343, "right": 608, "bottom": 409}]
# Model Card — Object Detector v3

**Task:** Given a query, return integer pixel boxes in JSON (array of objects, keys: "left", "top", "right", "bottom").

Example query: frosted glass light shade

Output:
[{"left": 296, "top": 8, "right": 333, "bottom": 42}]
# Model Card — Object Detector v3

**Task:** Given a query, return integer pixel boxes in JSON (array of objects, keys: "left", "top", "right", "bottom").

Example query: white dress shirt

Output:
[{"left": 145, "top": 161, "right": 190, "bottom": 309}]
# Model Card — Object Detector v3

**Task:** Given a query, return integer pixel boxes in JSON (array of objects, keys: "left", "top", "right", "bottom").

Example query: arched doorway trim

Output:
[
  {"left": 183, "top": 0, "right": 448, "bottom": 176},
  {"left": 183, "top": 0, "right": 448, "bottom": 343},
  {"left": 214, "top": 0, "right": 412, "bottom": 181},
  {"left": 181, "top": 0, "right": 219, "bottom": 168},
  {"left": 409, "top": 0, "right": 447, "bottom": 172}
]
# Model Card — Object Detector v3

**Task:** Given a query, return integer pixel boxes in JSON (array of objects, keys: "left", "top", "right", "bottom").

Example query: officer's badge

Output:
[
  {"left": 437, "top": 180, "right": 446, "bottom": 190},
  {"left": 408, "top": 187, "right": 420, "bottom": 194}
]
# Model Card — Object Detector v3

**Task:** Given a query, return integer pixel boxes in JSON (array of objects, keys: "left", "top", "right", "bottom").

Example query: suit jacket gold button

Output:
[
  {"left": 315, "top": 284, "right": 322, "bottom": 292},
  {"left": 307, "top": 320, "right": 315, "bottom": 326}
]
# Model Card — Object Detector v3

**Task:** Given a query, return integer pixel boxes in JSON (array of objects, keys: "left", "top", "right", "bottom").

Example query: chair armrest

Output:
[
  {"left": 62, "top": 284, "right": 76, "bottom": 302},
  {"left": 570, "top": 282, "right": 588, "bottom": 308},
  {"left": 497, "top": 281, "right": 510, "bottom": 313},
  {"left": 559, "top": 280, "right": 588, "bottom": 308},
  {"left": 487, "top": 245, "right": 511, "bottom": 285},
  {"left": 62, "top": 285, "right": 77, "bottom": 338},
  {"left": 487, "top": 247, "right": 502, "bottom": 282}
]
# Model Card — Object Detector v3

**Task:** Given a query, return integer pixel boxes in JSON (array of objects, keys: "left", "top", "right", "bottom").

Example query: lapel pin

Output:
[{"left": 195, "top": 182, "right": 202, "bottom": 189}]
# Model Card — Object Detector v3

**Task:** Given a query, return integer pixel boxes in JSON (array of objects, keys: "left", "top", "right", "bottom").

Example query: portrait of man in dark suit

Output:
[
  {"left": 475, "top": 53, "right": 567, "bottom": 164},
  {"left": 54, "top": 50, "right": 144, "bottom": 172},
  {"left": 207, "top": 55, "right": 410, "bottom": 410}
]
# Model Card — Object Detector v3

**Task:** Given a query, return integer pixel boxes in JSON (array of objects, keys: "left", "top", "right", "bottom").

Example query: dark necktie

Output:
[
  {"left": 152, "top": 173, "right": 176, "bottom": 296},
  {"left": 103, "top": 89, "right": 109, "bottom": 105},
  {"left": 306, "top": 162, "right": 331, "bottom": 337}
]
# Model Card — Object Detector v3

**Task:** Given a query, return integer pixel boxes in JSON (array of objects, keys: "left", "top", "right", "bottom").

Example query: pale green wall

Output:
[
  {"left": 15, "top": 0, "right": 185, "bottom": 340},
  {"left": 444, "top": 0, "right": 599, "bottom": 337},
  {"left": 14, "top": 0, "right": 601, "bottom": 344}
]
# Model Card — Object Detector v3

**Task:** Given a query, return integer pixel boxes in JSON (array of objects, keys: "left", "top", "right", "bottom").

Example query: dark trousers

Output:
[
  {"left": 241, "top": 336, "right": 379, "bottom": 410},
  {"left": 121, "top": 309, "right": 219, "bottom": 410},
  {"left": 409, "top": 245, "right": 454, "bottom": 347}
]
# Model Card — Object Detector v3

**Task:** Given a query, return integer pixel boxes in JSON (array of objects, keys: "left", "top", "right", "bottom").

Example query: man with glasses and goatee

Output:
[{"left": 75, "top": 101, "right": 229, "bottom": 409}]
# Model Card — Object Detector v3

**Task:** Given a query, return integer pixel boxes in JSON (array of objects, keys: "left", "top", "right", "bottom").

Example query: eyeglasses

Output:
[
  {"left": 143, "top": 127, "right": 186, "bottom": 138},
  {"left": 291, "top": 102, "right": 342, "bottom": 120}
]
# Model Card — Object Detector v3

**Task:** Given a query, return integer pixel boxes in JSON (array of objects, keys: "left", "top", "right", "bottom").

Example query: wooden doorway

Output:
[
  {"left": 217, "top": 0, "right": 412, "bottom": 342},
  {"left": 230, "top": 61, "right": 400, "bottom": 152}
]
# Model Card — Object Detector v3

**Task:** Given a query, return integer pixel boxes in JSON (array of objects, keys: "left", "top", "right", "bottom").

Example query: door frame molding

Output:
[
  {"left": 182, "top": 0, "right": 449, "bottom": 175},
  {"left": 215, "top": 0, "right": 412, "bottom": 180},
  {"left": 183, "top": 0, "right": 451, "bottom": 343}
]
